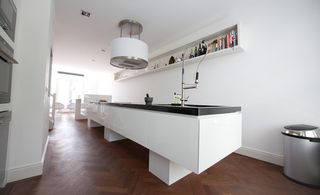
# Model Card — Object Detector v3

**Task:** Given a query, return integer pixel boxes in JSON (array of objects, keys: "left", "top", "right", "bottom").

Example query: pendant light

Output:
[{"left": 110, "top": 19, "right": 148, "bottom": 70}]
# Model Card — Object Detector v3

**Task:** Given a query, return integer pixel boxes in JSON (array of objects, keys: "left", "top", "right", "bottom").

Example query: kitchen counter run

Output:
[{"left": 105, "top": 103, "right": 241, "bottom": 116}]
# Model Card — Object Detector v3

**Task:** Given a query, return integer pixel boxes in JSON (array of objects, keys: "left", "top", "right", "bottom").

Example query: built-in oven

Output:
[
  {"left": 0, "top": 0, "right": 16, "bottom": 41},
  {"left": 0, "top": 34, "right": 16, "bottom": 104}
]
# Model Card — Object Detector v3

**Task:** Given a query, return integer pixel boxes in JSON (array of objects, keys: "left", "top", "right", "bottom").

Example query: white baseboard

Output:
[
  {"left": 0, "top": 170, "right": 5, "bottom": 188},
  {"left": 6, "top": 161, "right": 44, "bottom": 183},
  {"left": 6, "top": 136, "right": 49, "bottom": 183},
  {"left": 236, "top": 146, "right": 283, "bottom": 166}
]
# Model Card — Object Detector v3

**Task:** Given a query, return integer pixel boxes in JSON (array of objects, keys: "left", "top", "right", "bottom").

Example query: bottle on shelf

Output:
[
  {"left": 212, "top": 40, "right": 217, "bottom": 52},
  {"left": 189, "top": 48, "right": 194, "bottom": 59},
  {"left": 207, "top": 44, "right": 211, "bottom": 53},
  {"left": 198, "top": 43, "right": 202, "bottom": 56},
  {"left": 194, "top": 46, "right": 198, "bottom": 57},
  {"left": 207, "top": 41, "right": 214, "bottom": 53},
  {"left": 214, "top": 40, "right": 218, "bottom": 51}
]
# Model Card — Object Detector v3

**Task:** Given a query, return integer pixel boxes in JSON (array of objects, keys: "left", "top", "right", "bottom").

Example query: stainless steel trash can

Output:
[{"left": 282, "top": 124, "right": 320, "bottom": 187}]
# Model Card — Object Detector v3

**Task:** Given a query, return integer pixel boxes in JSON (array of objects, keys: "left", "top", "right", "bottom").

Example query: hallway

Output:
[{"left": 1, "top": 114, "right": 319, "bottom": 195}]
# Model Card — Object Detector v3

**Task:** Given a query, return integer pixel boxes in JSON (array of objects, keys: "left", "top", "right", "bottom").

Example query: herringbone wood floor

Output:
[{"left": 1, "top": 113, "right": 319, "bottom": 195}]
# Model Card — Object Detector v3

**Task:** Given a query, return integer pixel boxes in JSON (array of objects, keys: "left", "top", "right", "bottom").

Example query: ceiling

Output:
[{"left": 54, "top": 0, "right": 243, "bottom": 73}]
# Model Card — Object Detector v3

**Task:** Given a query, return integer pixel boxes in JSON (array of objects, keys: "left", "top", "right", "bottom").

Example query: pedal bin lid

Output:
[{"left": 282, "top": 124, "right": 320, "bottom": 140}]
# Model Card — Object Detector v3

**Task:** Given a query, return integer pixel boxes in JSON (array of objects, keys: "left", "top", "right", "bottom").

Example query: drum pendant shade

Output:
[{"left": 110, "top": 19, "right": 148, "bottom": 70}]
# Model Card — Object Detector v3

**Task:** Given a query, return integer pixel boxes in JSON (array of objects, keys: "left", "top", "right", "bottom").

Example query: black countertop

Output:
[{"left": 105, "top": 103, "right": 241, "bottom": 116}]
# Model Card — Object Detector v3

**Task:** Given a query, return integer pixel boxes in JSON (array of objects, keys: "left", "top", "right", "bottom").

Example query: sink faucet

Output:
[
  {"left": 179, "top": 41, "right": 207, "bottom": 107},
  {"left": 180, "top": 53, "right": 199, "bottom": 107}
]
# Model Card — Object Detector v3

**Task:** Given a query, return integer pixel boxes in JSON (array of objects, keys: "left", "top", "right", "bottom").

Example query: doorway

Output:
[{"left": 55, "top": 71, "right": 84, "bottom": 113}]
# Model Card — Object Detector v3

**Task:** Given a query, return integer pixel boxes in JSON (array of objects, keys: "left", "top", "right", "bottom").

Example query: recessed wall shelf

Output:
[{"left": 114, "top": 24, "right": 244, "bottom": 81}]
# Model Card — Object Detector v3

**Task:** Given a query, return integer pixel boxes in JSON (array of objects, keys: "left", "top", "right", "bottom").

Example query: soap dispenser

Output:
[{"left": 172, "top": 92, "right": 181, "bottom": 105}]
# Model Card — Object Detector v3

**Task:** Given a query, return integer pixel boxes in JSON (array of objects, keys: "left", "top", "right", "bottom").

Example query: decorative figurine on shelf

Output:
[{"left": 169, "top": 56, "right": 175, "bottom": 64}]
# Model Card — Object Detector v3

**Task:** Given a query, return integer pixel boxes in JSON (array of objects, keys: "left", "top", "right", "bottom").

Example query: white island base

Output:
[
  {"left": 84, "top": 104, "right": 241, "bottom": 185},
  {"left": 149, "top": 150, "right": 192, "bottom": 185},
  {"left": 104, "top": 127, "right": 192, "bottom": 185}
]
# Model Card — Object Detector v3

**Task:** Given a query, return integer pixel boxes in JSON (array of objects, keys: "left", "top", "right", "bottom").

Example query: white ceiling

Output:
[{"left": 54, "top": 0, "right": 243, "bottom": 73}]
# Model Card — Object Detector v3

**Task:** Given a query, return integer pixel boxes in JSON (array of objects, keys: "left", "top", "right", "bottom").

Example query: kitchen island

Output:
[{"left": 83, "top": 103, "right": 242, "bottom": 185}]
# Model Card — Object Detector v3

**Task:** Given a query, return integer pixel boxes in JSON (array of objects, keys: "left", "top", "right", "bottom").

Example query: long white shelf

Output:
[
  {"left": 114, "top": 45, "right": 244, "bottom": 81},
  {"left": 114, "top": 23, "right": 244, "bottom": 81}
]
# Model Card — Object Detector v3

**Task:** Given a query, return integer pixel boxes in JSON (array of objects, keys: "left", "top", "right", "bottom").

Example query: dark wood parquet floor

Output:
[{"left": 1, "top": 113, "right": 319, "bottom": 195}]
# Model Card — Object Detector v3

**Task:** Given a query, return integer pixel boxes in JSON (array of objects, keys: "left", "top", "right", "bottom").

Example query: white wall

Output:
[
  {"left": 112, "top": 0, "right": 320, "bottom": 164},
  {"left": 7, "top": 0, "right": 54, "bottom": 182}
]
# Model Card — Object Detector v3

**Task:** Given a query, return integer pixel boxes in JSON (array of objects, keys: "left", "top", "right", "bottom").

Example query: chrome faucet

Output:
[
  {"left": 179, "top": 41, "right": 207, "bottom": 107},
  {"left": 180, "top": 53, "right": 199, "bottom": 107}
]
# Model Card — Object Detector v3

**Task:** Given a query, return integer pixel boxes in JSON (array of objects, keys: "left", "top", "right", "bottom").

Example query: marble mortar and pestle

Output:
[{"left": 145, "top": 93, "right": 153, "bottom": 105}]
